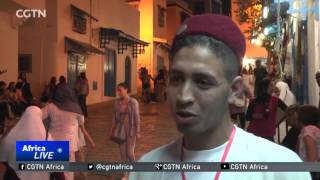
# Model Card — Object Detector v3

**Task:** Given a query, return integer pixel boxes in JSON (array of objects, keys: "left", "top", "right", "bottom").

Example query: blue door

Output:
[
  {"left": 104, "top": 49, "right": 116, "bottom": 97},
  {"left": 125, "top": 56, "right": 131, "bottom": 93}
]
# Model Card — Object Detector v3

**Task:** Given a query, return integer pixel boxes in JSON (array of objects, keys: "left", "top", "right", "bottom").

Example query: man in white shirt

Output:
[{"left": 129, "top": 14, "right": 311, "bottom": 180}]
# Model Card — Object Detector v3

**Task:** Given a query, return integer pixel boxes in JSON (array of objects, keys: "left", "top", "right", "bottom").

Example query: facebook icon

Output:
[{"left": 18, "top": 163, "right": 26, "bottom": 170}]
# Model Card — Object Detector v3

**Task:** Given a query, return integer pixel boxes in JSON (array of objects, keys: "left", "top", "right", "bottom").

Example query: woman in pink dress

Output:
[
  {"left": 109, "top": 82, "right": 141, "bottom": 180},
  {"left": 42, "top": 81, "right": 95, "bottom": 180}
]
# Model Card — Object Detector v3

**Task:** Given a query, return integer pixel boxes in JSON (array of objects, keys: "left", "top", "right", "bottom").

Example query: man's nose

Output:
[{"left": 176, "top": 81, "right": 195, "bottom": 107}]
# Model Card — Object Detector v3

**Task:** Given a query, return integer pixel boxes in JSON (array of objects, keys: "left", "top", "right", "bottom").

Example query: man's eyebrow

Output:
[
  {"left": 193, "top": 73, "right": 218, "bottom": 82},
  {"left": 193, "top": 72, "right": 216, "bottom": 78},
  {"left": 170, "top": 70, "right": 219, "bottom": 82}
]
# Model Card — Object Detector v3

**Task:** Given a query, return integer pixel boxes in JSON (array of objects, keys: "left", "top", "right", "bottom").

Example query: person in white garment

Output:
[
  {"left": 274, "top": 80, "right": 296, "bottom": 106},
  {"left": 129, "top": 14, "right": 311, "bottom": 180},
  {"left": 42, "top": 81, "right": 95, "bottom": 180},
  {"left": 0, "top": 106, "right": 51, "bottom": 180}
]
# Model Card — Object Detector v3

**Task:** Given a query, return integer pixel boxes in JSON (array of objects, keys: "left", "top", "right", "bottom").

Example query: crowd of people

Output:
[
  {"left": 0, "top": 69, "right": 141, "bottom": 180},
  {"left": 228, "top": 59, "right": 320, "bottom": 179},
  {"left": 0, "top": 73, "right": 96, "bottom": 180},
  {"left": 0, "top": 73, "right": 34, "bottom": 135}
]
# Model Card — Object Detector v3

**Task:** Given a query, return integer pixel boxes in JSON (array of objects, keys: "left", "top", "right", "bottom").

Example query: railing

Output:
[{"left": 275, "top": 115, "right": 289, "bottom": 143}]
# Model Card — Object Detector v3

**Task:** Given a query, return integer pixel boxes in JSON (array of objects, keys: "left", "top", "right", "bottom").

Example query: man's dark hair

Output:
[
  {"left": 15, "top": 82, "right": 23, "bottom": 89},
  {"left": 117, "top": 82, "right": 128, "bottom": 90},
  {"left": 8, "top": 82, "right": 15, "bottom": 90},
  {"left": 255, "top": 60, "right": 261, "bottom": 66},
  {"left": 59, "top": 76, "right": 66, "bottom": 84},
  {"left": 0, "top": 81, "right": 6, "bottom": 89},
  {"left": 0, "top": 81, "right": 7, "bottom": 96},
  {"left": 298, "top": 105, "right": 320, "bottom": 127},
  {"left": 80, "top": 72, "right": 87, "bottom": 80},
  {"left": 50, "top": 76, "right": 57, "bottom": 84},
  {"left": 170, "top": 35, "right": 240, "bottom": 81},
  {"left": 18, "top": 72, "right": 27, "bottom": 82}
]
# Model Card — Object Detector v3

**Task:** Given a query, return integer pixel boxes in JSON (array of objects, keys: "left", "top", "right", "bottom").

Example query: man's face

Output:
[{"left": 167, "top": 46, "right": 232, "bottom": 135}]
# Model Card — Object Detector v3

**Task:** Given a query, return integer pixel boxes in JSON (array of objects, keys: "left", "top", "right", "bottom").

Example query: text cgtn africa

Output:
[
  {"left": 230, "top": 163, "right": 269, "bottom": 170},
  {"left": 25, "top": 163, "right": 65, "bottom": 171},
  {"left": 16, "top": 9, "right": 46, "bottom": 18},
  {"left": 155, "top": 163, "right": 201, "bottom": 171},
  {"left": 22, "top": 145, "right": 57, "bottom": 160}
]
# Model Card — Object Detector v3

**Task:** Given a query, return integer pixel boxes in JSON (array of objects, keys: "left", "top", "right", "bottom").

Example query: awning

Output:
[
  {"left": 154, "top": 38, "right": 171, "bottom": 50},
  {"left": 100, "top": 28, "right": 149, "bottom": 58},
  {"left": 155, "top": 42, "right": 171, "bottom": 50},
  {"left": 65, "top": 37, "right": 104, "bottom": 55}
]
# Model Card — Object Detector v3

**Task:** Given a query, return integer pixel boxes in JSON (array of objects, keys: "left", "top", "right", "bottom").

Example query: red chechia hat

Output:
[{"left": 173, "top": 14, "right": 246, "bottom": 60}]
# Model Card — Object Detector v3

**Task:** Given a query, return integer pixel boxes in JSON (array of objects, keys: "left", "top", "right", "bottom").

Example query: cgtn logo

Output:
[
  {"left": 16, "top": 9, "right": 47, "bottom": 18},
  {"left": 16, "top": 141, "right": 69, "bottom": 161}
]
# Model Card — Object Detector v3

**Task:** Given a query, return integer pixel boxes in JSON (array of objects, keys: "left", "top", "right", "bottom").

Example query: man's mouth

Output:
[{"left": 175, "top": 110, "right": 198, "bottom": 124}]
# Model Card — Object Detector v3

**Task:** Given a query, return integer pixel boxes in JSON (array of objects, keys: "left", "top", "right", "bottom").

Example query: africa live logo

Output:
[
  {"left": 22, "top": 145, "right": 63, "bottom": 160},
  {"left": 16, "top": 141, "right": 69, "bottom": 161}
]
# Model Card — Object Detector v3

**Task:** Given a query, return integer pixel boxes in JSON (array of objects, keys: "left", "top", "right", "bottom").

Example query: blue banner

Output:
[{"left": 16, "top": 141, "right": 69, "bottom": 161}]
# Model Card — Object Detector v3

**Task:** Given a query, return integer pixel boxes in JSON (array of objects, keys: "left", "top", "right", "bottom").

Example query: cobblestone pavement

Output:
[{"left": 81, "top": 100, "right": 181, "bottom": 180}]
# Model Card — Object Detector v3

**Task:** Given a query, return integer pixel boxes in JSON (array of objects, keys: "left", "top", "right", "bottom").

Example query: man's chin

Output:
[
  {"left": 176, "top": 123, "right": 204, "bottom": 135},
  {"left": 176, "top": 122, "right": 221, "bottom": 136}
]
